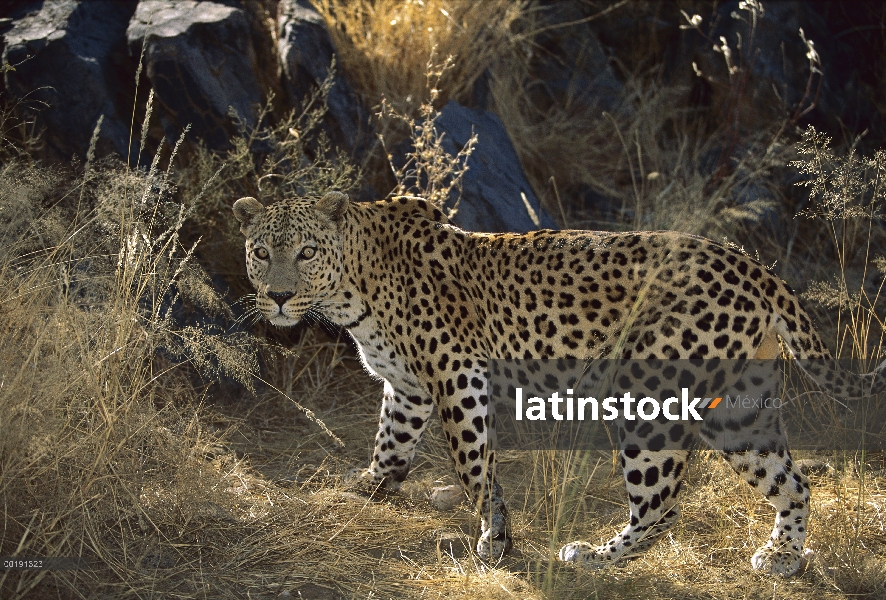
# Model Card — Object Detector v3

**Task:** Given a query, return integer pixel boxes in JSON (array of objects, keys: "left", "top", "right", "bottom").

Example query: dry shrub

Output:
[
  {"left": 375, "top": 57, "right": 477, "bottom": 216},
  {"left": 0, "top": 68, "right": 46, "bottom": 162},
  {"left": 489, "top": 3, "right": 798, "bottom": 239},
  {"left": 793, "top": 127, "right": 886, "bottom": 361},
  {"left": 0, "top": 127, "right": 269, "bottom": 596},
  {"left": 315, "top": 0, "right": 523, "bottom": 117}
]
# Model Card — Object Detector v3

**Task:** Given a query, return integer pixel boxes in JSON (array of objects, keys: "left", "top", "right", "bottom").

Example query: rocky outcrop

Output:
[
  {"left": 696, "top": 1, "right": 879, "bottom": 137},
  {"left": 2, "top": 0, "right": 138, "bottom": 162},
  {"left": 126, "top": 0, "right": 269, "bottom": 152},
  {"left": 276, "top": 0, "right": 368, "bottom": 156},
  {"left": 521, "top": 2, "right": 623, "bottom": 115},
  {"left": 2, "top": 0, "right": 883, "bottom": 222},
  {"left": 603, "top": 2, "right": 882, "bottom": 147},
  {"left": 433, "top": 101, "right": 557, "bottom": 233}
]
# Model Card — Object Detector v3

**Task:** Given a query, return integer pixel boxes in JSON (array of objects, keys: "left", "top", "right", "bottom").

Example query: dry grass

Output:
[
  {"left": 491, "top": 60, "right": 790, "bottom": 236},
  {"left": 1, "top": 1, "right": 885, "bottom": 598},
  {"left": 315, "top": 0, "right": 523, "bottom": 117},
  {"left": 1, "top": 210, "right": 884, "bottom": 598},
  {"left": 0, "top": 138, "right": 259, "bottom": 596},
  {"left": 313, "top": 0, "right": 526, "bottom": 198},
  {"left": 3, "top": 147, "right": 882, "bottom": 599},
  {"left": 487, "top": 0, "right": 825, "bottom": 249}
]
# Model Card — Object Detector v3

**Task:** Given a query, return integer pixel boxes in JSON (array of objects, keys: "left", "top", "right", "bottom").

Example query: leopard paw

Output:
[
  {"left": 476, "top": 529, "right": 512, "bottom": 562},
  {"left": 751, "top": 543, "right": 806, "bottom": 577},
  {"left": 559, "top": 542, "right": 619, "bottom": 569}
]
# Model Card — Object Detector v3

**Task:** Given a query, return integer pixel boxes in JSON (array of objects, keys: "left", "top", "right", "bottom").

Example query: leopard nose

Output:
[{"left": 267, "top": 291, "right": 295, "bottom": 307}]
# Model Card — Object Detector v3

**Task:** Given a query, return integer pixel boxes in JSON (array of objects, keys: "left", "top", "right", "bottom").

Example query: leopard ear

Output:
[
  {"left": 314, "top": 191, "right": 349, "bottom": 223},
  {"left": 233, "top": 197, "right": 264, "bottom": 235}
]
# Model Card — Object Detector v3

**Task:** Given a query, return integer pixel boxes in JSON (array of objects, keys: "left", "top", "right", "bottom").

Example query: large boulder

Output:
[
  {"left": 678, "top": 1, "right": 881, "bottom": 144},
  {"left": 522, "top": 1, "right": 623, "bottom": 115},
  {"left": 276, "top": 0, "right": 368, "bottom": 157},
  {"left": 126, "top": 0, "right": 268, "bottom": 152},
  {"left": 433, "top": 101, "right": 557, "bottom": 233},
  {"left": 2, "top": 0, "right": 138, "bottom": 163}
]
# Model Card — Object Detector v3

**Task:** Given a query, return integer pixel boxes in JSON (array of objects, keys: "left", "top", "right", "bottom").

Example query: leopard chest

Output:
[{"left": 348, "top": 316, "right": 418, "bottom": 387}]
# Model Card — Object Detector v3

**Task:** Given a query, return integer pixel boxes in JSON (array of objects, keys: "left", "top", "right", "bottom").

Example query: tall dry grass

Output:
[
  {"left": 0, "top": 128, "right": 222, "bottom": 594},
  {"left": 313, "top": 0, "right": 526, "bottom": 197},
  {"left": 794, "top": 128, "right": 886, "bottom": 361},
  {"left": 315, "top": 0, "right": 523, "bottom": 116},
  {"left": 0, "top": 94, "right": 316, "bottom": 593}
]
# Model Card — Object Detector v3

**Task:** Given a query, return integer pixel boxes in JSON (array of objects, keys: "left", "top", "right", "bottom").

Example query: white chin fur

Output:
[{"left": 268, "top": 313, "right": 301, "bottom": 327}]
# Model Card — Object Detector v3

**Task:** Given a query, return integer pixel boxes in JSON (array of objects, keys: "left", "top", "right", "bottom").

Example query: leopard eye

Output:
[
  {"left": 253, "top": 246, "right": 269, "bottom": 260},
  {"left": 299, "top": 246, "right": 316, "bottom": 260}
]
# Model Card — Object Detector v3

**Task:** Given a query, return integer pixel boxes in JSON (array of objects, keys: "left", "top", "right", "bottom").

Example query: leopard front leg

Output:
[
  {"left": 364, "top": 379, "right": 434, "bottom": 490},
  {"left": 438, "top": 369, "right": 512, "bottom": 561},
  {"left": 560, "top": 447, "right": 691, "bottom": 568}
]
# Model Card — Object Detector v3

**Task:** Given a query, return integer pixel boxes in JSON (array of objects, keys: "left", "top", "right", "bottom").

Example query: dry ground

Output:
[{"left": 129, "top": 334, "right": 886, "bottom": 600}]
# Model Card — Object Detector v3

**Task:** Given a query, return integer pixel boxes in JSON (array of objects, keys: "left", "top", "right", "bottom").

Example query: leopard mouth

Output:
[
  {"left": 260, "top": 302, "right": 306, "bottom": 327},
  {"left": 268, "top": 313, "right": 301, "bottom": 327}
]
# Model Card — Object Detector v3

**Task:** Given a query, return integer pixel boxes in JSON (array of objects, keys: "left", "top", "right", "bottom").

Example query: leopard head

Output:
[{"left": 233, "top": 192, "right": 349, "bottom": 327}]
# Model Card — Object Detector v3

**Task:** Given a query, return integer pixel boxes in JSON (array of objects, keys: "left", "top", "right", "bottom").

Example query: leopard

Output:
[{"left": 233, "top": 191, "right": 885, "bottom": 577}]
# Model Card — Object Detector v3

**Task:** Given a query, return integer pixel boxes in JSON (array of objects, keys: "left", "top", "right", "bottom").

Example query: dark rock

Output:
[
  {"left": 695, "top": 2, "right": 822, "bottom": 119},
  {"left": 692, "top": 1, "right": 881, "bottom": 142},
  {"left": 2, "top": 0, "right": 138, "bottom": 163},
  {"left": 464, "top": 67, "right": 493, "bottom": 112},
  {"left": 433, "top": 101, "right": 557, "bottom": 233},
  {"left": 521, "top": 1, "right": 623, "bottom": 115},
  {"left": 127, "top": 0, "right": 268, "bottom": 152},
  {"left": 575, "top": 185, "right": 622, "bottom": 222},
  {"left": 801, "top": 1, "right": 885, "bottom": 145},
  {"left": 276, "top": 0, "right": 369, "bottom": 157}
]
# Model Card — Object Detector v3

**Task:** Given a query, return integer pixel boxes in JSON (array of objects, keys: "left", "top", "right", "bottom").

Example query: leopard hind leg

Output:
[
  {"left": 559, "top": 421, "right": 696, "bottom": 568},
  {"left": 701, "top": 360, "right": 809, "bottom": 577}
]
